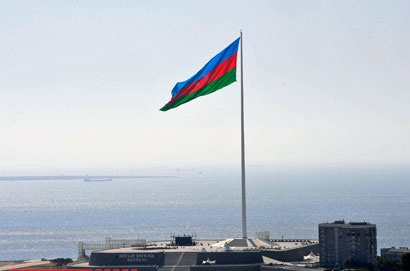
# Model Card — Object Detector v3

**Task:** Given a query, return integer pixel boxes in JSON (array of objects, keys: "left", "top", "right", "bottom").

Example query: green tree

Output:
[
  {"left": 401, "top": 253, "right": 410, "bottom": 271},
  {"left": 50, "top": 258, "right": 73, "bottom": 268},
  {"left": 374, "top": 256, "right": 399, "bottom": 271},
  {"left": 344, "top": 258, "right": 369, "bottom": 270}
]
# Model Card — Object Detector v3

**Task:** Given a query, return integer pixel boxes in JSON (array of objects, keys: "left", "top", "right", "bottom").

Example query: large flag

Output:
[{"left": 160, "top": 37, "right": 240, "bottom": 111}]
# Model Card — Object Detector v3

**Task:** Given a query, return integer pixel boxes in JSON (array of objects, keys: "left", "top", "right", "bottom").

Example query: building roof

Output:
[{"left": 319, "top": 220, "right": 376, "bottom": 228}]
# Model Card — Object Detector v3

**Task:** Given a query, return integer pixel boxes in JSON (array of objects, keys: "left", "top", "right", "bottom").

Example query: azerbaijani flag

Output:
[{"left": 160, "top": 37, "right": 240, "bottom": 111}]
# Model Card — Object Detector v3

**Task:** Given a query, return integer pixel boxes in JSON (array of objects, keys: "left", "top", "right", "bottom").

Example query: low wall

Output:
[
  {"left": 68, "top": 267, "right": 158, "bottom": 271},
  {"left": 93, "top": 268, "right": 157, "bottom": 271},
  {"left": 261, "top": 265, "right": 306, "bottom": 271},
  {"left": 191, "top": 264, "right": 261, "bottom": 271}
]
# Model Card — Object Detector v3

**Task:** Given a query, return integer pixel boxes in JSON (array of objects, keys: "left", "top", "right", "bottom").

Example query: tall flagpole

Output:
[{"left": 240, "top": 30, "right": 247, "bottom": 239}]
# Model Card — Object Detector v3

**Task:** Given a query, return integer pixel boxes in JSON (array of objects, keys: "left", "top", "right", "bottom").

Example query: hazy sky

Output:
[{"left": 1, "top": 1, "right": 409, "bottom": 175}]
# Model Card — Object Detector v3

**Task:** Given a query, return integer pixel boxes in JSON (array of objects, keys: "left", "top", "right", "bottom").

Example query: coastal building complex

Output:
[
  {"left": 69, "top": 236, "right": 320, "bottom": 271},
  {"left": 319, "top": 220, "right": 377, "bottom": 268}
]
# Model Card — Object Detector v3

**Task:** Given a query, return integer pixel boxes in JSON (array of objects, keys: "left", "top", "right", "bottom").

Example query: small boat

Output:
[{"left": 83, "top": 177, "right": 112, "bottom": 182}]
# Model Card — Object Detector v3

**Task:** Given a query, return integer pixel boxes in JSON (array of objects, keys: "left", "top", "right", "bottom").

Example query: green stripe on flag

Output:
[{"left": 160, "top": 68, "right": 237, "bottom": 111}]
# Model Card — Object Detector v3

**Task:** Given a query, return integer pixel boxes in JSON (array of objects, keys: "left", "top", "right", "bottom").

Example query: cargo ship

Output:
[{"left": 83, "top": 177, "right": 112, "bottom": 182}]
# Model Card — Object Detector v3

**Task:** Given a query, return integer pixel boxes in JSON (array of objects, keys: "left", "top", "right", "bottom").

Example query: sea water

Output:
[{"left": 0, "top": 167, "right": 409, "bottom": 260}]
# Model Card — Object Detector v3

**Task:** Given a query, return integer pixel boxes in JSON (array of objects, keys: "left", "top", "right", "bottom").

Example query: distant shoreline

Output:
[{"left": 0, "top": 175, "right": 177, "bottom": 181}]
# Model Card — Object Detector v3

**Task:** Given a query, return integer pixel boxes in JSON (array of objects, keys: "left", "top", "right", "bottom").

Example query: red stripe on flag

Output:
[{"left": 169, "top": 52, "right": 237, "bottom": 103}]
